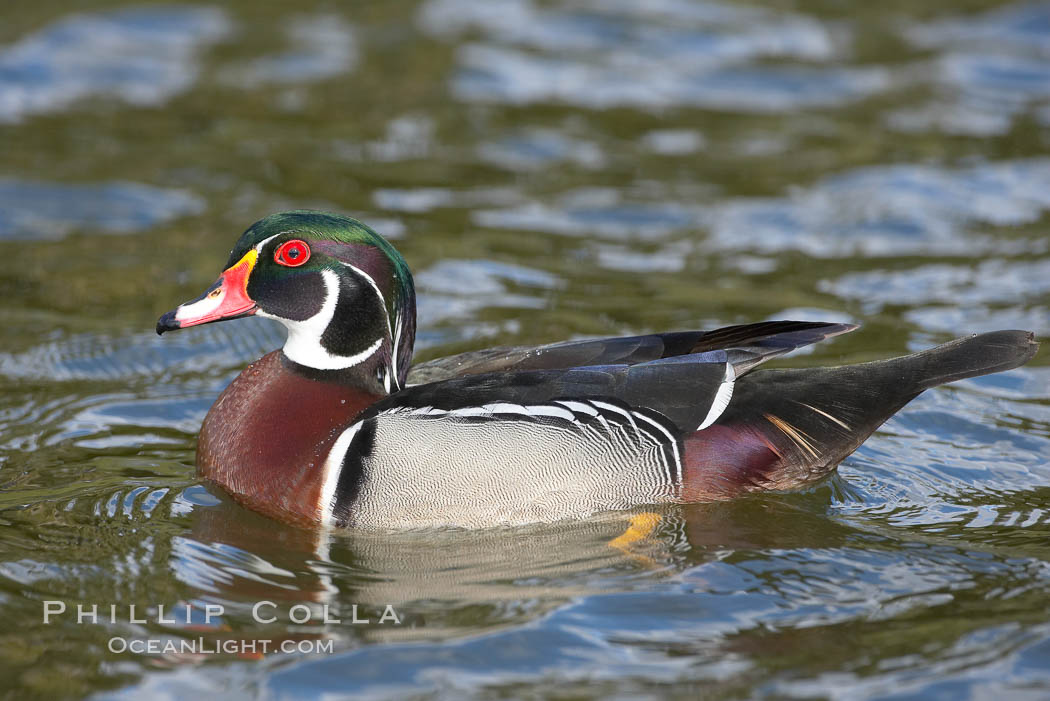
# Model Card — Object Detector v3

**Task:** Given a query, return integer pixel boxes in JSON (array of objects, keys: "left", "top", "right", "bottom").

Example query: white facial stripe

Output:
[
  {"left": 337, "top": 337, "right": 384, "bottom": 368},
  {"left": 252, "top": 241, "right": 399, "bottom": 378},
  {"left": 341, "top": 263, "right": 391, "bottom": 336},
  {"left": 696, "top": 363, "right": 736, "bottom": 431},
  {"left": 265, "top": 269, "right": 384, "bottom": 370},
  {"left": 391, "top": 311, "right": 403, "bottom": 390},
  {"left": 175, "top": 288, "right": 224, "bottom": 321},
  {"left": 254, "top": 233, "right": 283, "bottom": 255},
  {"left": 320, "top": 422, "right": 363, "bottom": 526},
  {"left": 339, "top": 262, "right": 395, "bottom": 384}
]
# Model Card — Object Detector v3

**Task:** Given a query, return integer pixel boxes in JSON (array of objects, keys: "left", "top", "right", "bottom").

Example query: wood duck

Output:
[{"left": 157, "top": 211, "right": 1038, "bottom": 529}]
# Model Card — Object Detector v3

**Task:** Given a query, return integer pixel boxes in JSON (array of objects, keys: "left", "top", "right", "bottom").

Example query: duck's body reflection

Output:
[{"left": 161, "top": 484, "right": 853, "bottom": 658}]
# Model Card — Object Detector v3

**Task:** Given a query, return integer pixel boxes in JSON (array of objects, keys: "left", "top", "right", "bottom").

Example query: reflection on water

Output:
[
  {"left": 904, "top": 2, "right": 1050, "bottom": 134},
  {"left": 218, "top": 14, "right": 357, "bottom": 88},
  {"left": 0, "top": 6, "right": 228, "bottom": 122},
  {"left": 425, "top": 0, "right": 885, "bottom": 111},
  {"left": 0, "top": 0, "right": 1049, "bottom": 697},
  {"left": 0, "top": 179, "right": 205, "bottom": 241},
  {"left": 706, "top": 159, "right": 1050, "bottom": 257}
]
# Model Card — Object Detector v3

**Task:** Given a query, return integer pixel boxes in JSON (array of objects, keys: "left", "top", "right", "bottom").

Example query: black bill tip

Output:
[{"left": 156, "top": 310, "right": 180, "bottom": 335}]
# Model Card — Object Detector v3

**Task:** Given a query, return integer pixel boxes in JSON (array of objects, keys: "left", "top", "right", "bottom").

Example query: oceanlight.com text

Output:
[{"left": 108, "top": 637, "right": 336, "bottom": 656}]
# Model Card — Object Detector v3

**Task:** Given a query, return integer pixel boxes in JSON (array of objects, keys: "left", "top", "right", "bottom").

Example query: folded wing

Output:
[{"left": 406, "top": 320, "right": 856, "bottom": 384}]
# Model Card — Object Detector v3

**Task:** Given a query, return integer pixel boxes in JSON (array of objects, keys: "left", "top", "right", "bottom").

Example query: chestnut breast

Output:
[{"left": 196, "top": 351, "right": 380, "bottom": 525}]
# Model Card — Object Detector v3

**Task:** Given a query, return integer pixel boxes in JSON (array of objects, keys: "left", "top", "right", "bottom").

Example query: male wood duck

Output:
[{"left": 157, "top": 211, "right": 1038, "bottom": 529}]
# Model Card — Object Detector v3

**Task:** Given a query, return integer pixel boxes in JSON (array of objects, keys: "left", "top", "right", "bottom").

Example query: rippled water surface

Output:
[{"left": 1, "top": 1, "right": 1049, "bottom": 698}]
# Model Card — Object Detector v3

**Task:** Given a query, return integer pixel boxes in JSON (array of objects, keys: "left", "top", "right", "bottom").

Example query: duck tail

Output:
[
  {"left": 898, "top": 330, "right": 1039, "bottom": 390},
  {"left": 680, "top": 330, "right": 1039, "bottom": 499}
]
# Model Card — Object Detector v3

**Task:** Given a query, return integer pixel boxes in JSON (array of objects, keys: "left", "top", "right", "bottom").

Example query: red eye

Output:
[{"left": 274, "top": 239, "right": 311, "bottom": 267}]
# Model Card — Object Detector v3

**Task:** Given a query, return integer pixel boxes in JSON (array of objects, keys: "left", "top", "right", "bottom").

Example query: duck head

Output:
[{"left": 157, "top": 210, "right": 415, "bottom": 394}]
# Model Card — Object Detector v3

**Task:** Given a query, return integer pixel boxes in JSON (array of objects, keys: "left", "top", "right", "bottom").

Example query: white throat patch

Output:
[{"left": 260, "top": 269, "right": 383, "bottom": 371}]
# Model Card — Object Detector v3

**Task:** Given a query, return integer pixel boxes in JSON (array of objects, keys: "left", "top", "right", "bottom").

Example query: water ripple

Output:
[
  {"left": 0, "top": 179, "right": 204, "bottom": 241},
  {"left": 419, "top": 0, "right": 885, "bottom": 112},
  {"left": 415, "top": 259, "right": 564, "bottom": 325},
  {"left": 451, "top": 43, "right": 886, "bottom": 111},
  {"left": 909, "top": 2, "right": 1050, "bottom": 54},
  {"left": 0, "top": 318, "right": 284, "bottom": 382},
  {"left": 219, "top": 14, "right": 356, "bottom": 87},
  {"left": 706, "top": 159, "right": 1050, "bottom": 257},
  {"left": 475, "top": 189, "right": 701, "bottom": 240},
  {"left": 0, "top": 6, "right": 229, "bottom": 122},
  {"left": 822, "top": 259, "right": 1050, "bottom": 311}
]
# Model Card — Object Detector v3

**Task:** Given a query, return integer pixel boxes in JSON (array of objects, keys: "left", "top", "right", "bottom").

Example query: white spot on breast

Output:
[{"left": 320, "top": 422, "right": 363, "bottom": 526}]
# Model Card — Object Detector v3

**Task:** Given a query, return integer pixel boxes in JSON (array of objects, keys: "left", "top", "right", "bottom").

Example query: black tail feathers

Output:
[
  {"left": 898, "top": 330, "right": 1038, "bottom": 391},
  {"left": 698, "top": 330, "right": 1038, "bottom": 492}
]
